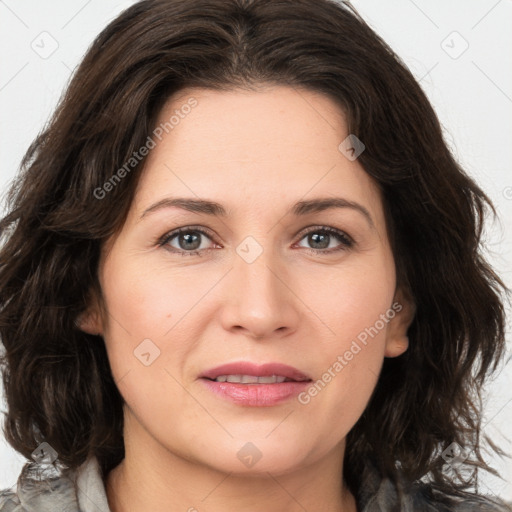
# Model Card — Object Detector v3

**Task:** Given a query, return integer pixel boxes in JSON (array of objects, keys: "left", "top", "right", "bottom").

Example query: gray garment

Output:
[
  {"left": 0, "top": 457, "right": 110, "bottom": 512},
  {"left": 0, "top": 455, "right": 511, "bottom": 512}
]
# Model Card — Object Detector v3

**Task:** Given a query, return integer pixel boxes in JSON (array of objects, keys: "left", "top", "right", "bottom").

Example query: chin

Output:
[{"left": 189, "top": 435, "right": 312, "bottom": 476}]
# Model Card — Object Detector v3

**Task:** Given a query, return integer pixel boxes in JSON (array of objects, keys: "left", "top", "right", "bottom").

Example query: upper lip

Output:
[{"left": 200, "top": 362, "right": 312, "bottom": 381}]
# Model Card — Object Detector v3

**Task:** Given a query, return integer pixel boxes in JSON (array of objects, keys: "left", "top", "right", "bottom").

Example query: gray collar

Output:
[
  {"left": 9, "top": 456, "right": 110, "bottom": 512},
  {"left": 3, "top": 455, "right": 511, "bottom": 512}
]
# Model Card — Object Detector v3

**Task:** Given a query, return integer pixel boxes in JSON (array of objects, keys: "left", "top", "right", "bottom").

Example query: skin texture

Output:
[{"left": 79, "top": 85, "right": 414, "bottom": 512}]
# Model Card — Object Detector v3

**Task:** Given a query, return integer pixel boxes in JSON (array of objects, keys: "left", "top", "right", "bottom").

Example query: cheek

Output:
[
  {"left": 98, "top": 253, "right": 223, "bottom": 393},
  {"left": 97, "top": 259, "right": 205, "bottom": 444},
  {"left": 303, "top": 248, "right": 395, "bottom": 346},
  {"left": 99, "top": 252, "right": 217, "bottom": 342},
  {"left": 296, "top": 318, "right": 385, "bottom": 452},
  {"left": 295, "top": 252, "right": 394, "bottom": 426}
]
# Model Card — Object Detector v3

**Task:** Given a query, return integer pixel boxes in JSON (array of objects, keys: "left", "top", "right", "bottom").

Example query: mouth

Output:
[
  {"left": 199, "top": 362, "right": 312, "bottom": 406},
  {"left": 204, "top": 374, "right": 302, "bottom": 384},
  {"left": 200, "top": 361, "right": 312, "bottom": 382}
]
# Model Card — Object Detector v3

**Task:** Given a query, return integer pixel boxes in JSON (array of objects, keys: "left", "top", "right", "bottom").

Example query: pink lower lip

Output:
[{"left": 200, "top": 378, "right": 311, "bottom": 406}]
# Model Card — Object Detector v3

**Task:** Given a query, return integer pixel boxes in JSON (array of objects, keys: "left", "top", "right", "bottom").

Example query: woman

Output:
[{"left": 0, "top": 0, "right": 510, "bottom": 510}]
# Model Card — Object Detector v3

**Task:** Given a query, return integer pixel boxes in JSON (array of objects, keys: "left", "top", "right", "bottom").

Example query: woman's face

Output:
[{"left": 82, "top": 85, "right": 412, "bottom": 476}]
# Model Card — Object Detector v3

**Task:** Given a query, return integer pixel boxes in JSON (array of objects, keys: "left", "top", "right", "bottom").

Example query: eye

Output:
[
  {"left": 158, "top": 226, "right": 218, "bottom": 256},
  {"left": 157, "top": 225, "right": 354, "bottom": 257},
  {"left": 295, "top": 226, "right": 354, "bottom": 254}
]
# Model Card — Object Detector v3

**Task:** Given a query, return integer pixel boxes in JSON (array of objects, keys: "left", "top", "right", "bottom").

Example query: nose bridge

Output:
[{"left": 234, "top": 233, "right": 283, "bottom": 305}]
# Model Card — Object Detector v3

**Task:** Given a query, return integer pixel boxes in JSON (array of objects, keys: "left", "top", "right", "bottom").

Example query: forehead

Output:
[{"left": 131, "top": 85, "right": 383, "bottom": 226}]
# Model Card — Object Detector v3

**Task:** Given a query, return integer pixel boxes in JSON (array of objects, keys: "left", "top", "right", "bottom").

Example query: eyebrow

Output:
[{"left": 140, "top": 196, "right": 374, "bottom": 228}]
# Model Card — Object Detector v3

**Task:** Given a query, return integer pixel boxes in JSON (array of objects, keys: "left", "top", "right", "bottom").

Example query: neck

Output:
[{"left": 105, "top": 412, "right": 357, "bottom": 512}]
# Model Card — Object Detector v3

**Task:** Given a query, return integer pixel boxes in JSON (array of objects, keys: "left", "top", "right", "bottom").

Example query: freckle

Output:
[{"left": 166, "top": 313, "right": 172, "bottom": 318}]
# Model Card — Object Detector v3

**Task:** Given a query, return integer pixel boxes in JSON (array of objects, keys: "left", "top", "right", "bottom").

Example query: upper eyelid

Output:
[{"left": 161, "top": 225, "right": 216, "bottom": 242}]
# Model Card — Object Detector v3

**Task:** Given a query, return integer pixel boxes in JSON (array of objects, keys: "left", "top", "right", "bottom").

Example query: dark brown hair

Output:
[{"left": 0, "top": 0, "right": 509, "bottom": 506}]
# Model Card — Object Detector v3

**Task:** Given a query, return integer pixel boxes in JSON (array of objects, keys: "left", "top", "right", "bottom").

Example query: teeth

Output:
[
  {"left": 214, "top": 374, "right": 288, "bottom": 384},
  {"left": 258, "top": 375, "right": 285, "bottom": 384},
  {"left": 241, "top": 375, "right": 259, "bottom": 384}
]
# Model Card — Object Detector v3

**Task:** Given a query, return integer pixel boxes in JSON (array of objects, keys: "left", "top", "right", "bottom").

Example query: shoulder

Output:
[
  {"left": 357, "top": 460, "right": 512, "bottom": 512},
  {"left": 408, "top": 480, "right": 512, "bottom": 512},
  {"left": 0, "top": 487, "right": 20, "bottom": 511},
  {"left": 0, "top": 458, "right": 81, "bottom": 512},
  {"left": 0, "top": 455, "right": 110, "bottom": 512}
]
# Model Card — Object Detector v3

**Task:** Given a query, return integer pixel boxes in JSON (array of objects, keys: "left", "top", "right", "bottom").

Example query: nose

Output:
[{"left": 219, "top": 244, "right": 300, "bottom": 340}]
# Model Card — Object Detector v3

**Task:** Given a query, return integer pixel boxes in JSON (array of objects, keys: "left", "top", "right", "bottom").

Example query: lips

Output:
[
  {"left": 199, "top": 361, "right": 312, "bottom": 382},
  {"left": 199, "top": 362, "right": 313, "bottom": 406}
]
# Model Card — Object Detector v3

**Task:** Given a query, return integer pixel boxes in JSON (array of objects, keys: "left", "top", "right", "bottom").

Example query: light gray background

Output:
[{"left": 0, "top": 0, "right": 511, "bottom": 502}]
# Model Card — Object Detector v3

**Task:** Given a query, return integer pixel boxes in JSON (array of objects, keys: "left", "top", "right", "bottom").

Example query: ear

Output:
[
  {"left": 75, "top": 290, "right": 104, "bottom": 336},
  {"left": 384, "top": 287, "right": 415, "bottom": 358}
]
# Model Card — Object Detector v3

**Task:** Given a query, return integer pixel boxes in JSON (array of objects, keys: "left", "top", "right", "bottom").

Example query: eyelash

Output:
[{"left": 157, "top": 225, "right": 354, "bottom": 257}]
